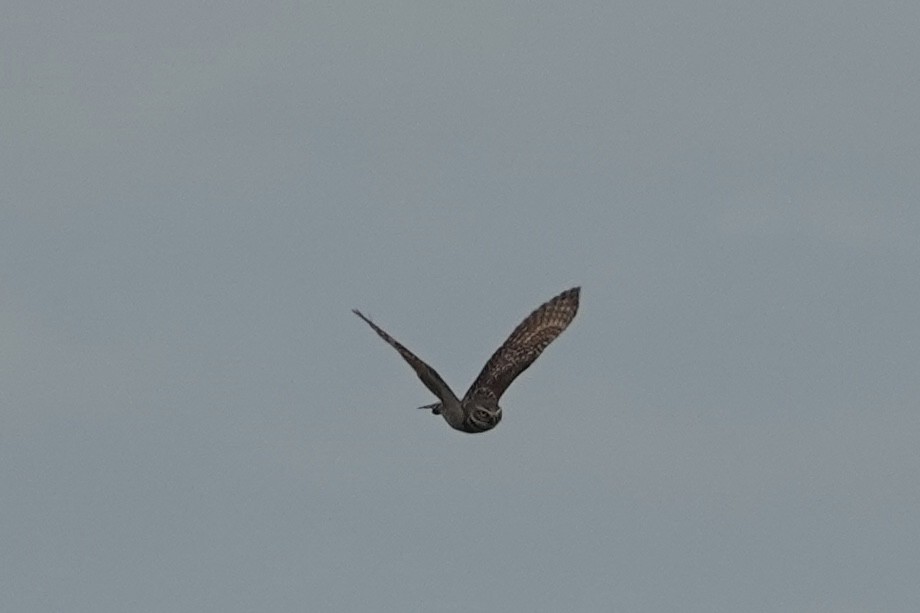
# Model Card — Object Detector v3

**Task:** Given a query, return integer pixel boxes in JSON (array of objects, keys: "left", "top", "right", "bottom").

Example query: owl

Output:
[{"left": 353, "top": 287, "right": 580, "bottom": 433}]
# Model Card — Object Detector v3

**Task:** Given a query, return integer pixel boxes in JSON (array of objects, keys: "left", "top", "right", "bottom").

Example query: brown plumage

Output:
[{"left": 353, "top": 287, "right": 580, "bottom": 433}]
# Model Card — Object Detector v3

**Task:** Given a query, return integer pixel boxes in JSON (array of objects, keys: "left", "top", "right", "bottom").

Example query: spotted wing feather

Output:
[{"left": 463, "top": 286, "right": 580, "bottom": 403}]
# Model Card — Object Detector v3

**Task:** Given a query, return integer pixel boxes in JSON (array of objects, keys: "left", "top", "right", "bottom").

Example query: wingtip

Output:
[{"left": 558, "top": 286, "right": 581, "bottom": 312}]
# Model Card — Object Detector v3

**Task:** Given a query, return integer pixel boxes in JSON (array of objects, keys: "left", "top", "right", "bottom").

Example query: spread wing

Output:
[
  {"left": 352, "top": 309, "right": 459, "bottom": 404},
  {"left": 463, "top": 286, "right": 580, "bottom": 403}
]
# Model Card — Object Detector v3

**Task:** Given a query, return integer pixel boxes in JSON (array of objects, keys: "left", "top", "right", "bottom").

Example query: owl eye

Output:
[{"left": 475, "top": 409, "right": 490, "bottom": 421}]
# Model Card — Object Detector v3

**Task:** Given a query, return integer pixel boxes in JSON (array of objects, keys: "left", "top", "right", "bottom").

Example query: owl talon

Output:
[{"left": 418, "top": 402, "right": 441, "bottom": 415}]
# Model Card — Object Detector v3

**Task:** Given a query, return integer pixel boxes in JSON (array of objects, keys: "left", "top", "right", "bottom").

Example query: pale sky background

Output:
[{"left": 2, "top": 2, "right": 919, "bottom": 612}]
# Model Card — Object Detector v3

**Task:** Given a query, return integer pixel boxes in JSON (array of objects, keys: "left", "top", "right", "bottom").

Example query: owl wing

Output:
[
  {"left": 353, "top": 309, "right": 459, "bottom": 405},
  {"left": 463, "top": 286, "right": 580, "bottom": 404}
]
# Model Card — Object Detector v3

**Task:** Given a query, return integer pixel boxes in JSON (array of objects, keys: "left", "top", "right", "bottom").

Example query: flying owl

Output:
[{"left": 352, "top": 286, "right": 580, "bottom": 433}]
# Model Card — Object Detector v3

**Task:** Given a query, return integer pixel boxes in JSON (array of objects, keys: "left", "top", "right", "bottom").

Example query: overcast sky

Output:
[{"left": 2, "top": 2, "right": 919, "bottom": 611}]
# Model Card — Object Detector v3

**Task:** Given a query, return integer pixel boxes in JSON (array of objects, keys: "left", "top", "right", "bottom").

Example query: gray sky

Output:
[{"left": 2, "top": 1, "right": 919, "bottom": 611}]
